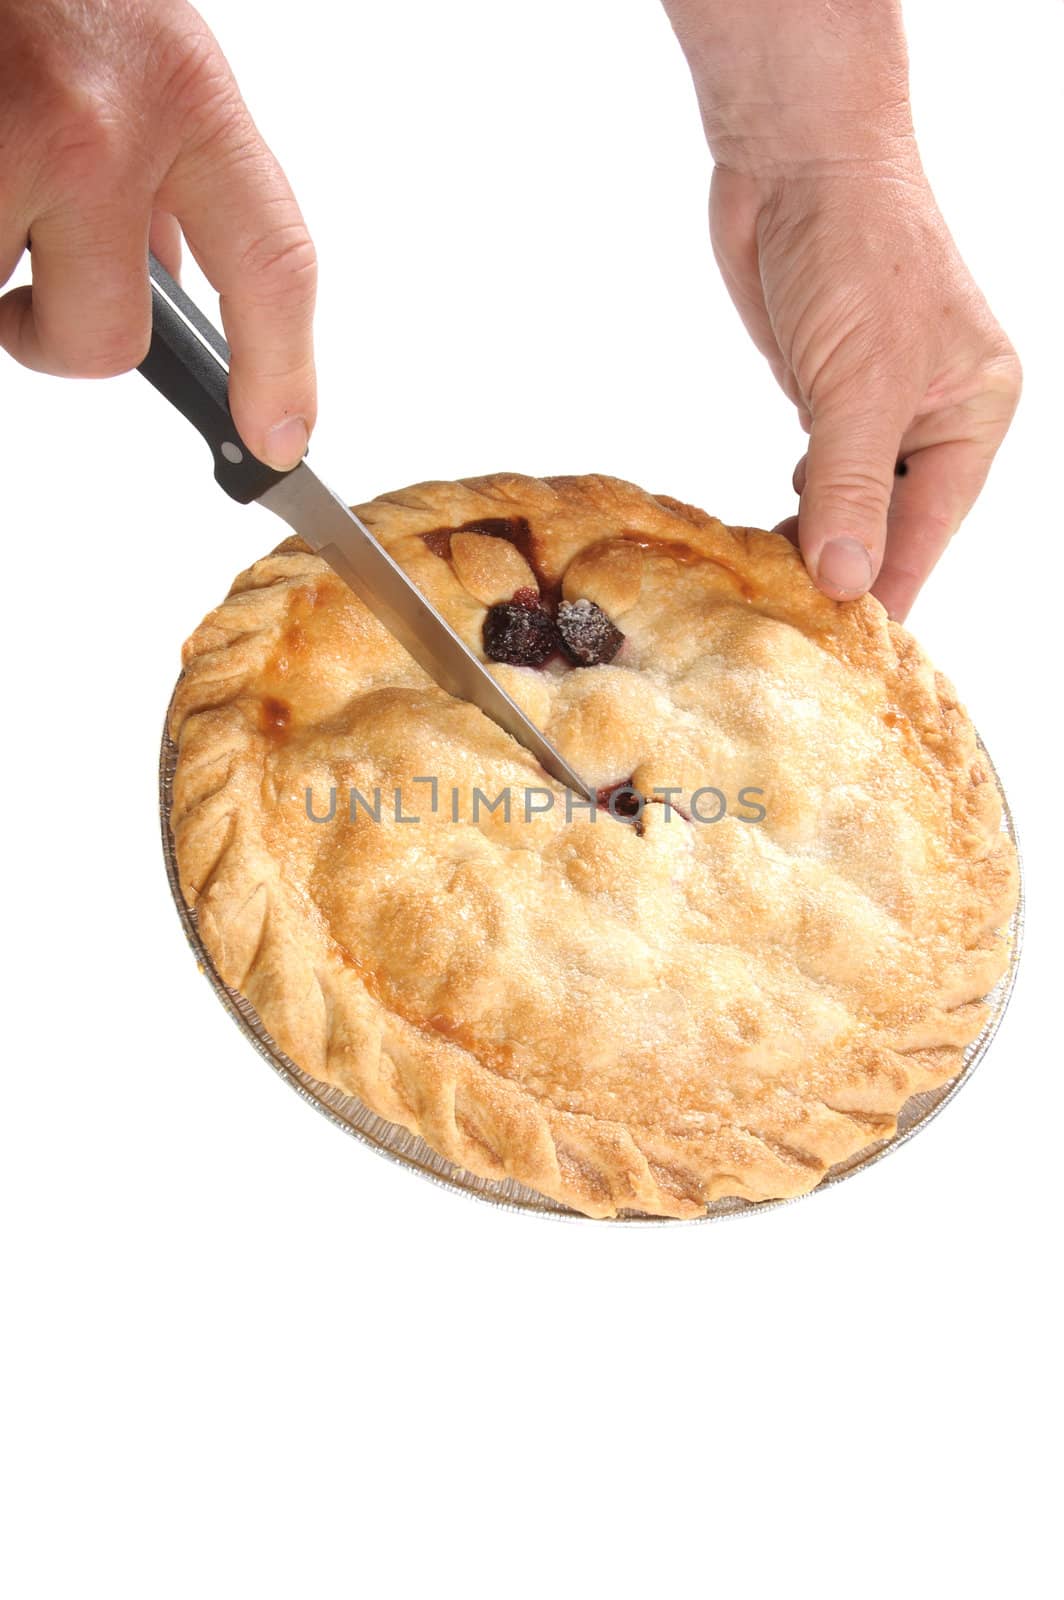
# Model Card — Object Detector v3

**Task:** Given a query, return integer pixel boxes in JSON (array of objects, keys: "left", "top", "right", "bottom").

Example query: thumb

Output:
[{"left": 799, "top": 387, "right": 912, "bottom": 600}]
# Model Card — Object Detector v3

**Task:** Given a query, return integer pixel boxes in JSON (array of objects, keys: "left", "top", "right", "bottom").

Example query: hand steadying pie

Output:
[
  {"left": 663, "top": 0, "right": 1021, "bottom": 619},
  {"left": 709, "top": 164, "right": 1021, "bottom": 621}
]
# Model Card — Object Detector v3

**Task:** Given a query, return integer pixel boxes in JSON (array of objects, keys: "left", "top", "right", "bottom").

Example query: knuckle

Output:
[
  {"left": 150, "top": 19, "right": 241, "bottom": 144},
  {"left": 989, "top": 346, "right": 1023, "bottom": 405},
  {"left": 237, "top": 226, "right": 318, "bottom": 307},
  {"left": 810, "top": 466, "right": 893, "bottom": 521},
  {"left": 810, "top": 342, "right": 912, "bottom": 410},
  {"left": 39, "top": 92, "right": 129, "bottom": 190},
  {"left": 907, "top": 502, "right": 957, "bottom": 545},
  {"left": 2, "top": 28, "right": 125, "bottom": 186}
]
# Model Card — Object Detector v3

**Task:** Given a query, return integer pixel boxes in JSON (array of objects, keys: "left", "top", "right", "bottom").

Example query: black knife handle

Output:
[{"left": 137, "top": 252, "right": 294, "bottom": 504}]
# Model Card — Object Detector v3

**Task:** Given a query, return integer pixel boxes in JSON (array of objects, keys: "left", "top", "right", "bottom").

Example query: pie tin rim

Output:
[{"left": 159, "top": 701, "right": 1023, "bottom": 1225}]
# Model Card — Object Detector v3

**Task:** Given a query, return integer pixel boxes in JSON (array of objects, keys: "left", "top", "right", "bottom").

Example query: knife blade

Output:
[{"left": 138, "top": 252, "right": 594, "bottom": 803}]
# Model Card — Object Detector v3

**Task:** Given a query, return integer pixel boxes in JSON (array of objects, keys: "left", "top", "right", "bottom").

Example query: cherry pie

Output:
[{"left": 168, "top": 473, "right": 1018, "bottom": 1217}]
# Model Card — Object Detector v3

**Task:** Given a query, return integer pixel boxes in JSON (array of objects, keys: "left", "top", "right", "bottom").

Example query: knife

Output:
[{"left": 138, "top": 252, "right": 594, "bottom": 803}]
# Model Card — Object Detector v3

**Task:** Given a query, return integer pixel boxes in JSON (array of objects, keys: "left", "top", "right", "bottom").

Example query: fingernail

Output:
[
  {"left": 816, "top": 537, "right": 873, "bottom": 596},
  {"left": 263, "top": 415, "right": 309, "bottom": 471}
]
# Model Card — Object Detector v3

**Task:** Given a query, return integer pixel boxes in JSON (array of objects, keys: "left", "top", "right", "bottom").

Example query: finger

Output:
[
  {"left": 0, "top": 204, "right": 152, "bottom": 377},
  {"left": 872, "top": 440, "right": 997, "bottom": 621},
  {"left": 792, "top": 454, "right": 807, "bottom": 496},
  {"left": 162, "top": 113, "right": 317, "bottom": 470},
  {"left": 149, "top": 210, "right": 182, "bottom": 282},
  {"left": 799, "top": 388, "right": 914, "bottom": 600}
]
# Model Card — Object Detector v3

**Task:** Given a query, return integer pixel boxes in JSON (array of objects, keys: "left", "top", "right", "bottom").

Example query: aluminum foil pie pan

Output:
[{"left": 159, "top": 705, "right": 1023, "bottom": 1223}]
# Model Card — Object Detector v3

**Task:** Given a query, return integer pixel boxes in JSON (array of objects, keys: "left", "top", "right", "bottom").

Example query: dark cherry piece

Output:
[
  {"left": 511, "top": 586, "right": 542, "bottom": 610},
  {"left": 483, "top": 603, "right": 560, "bottom": 667},
  {"left": 557, "top": 598, "right": 624, "bottom": 666}
]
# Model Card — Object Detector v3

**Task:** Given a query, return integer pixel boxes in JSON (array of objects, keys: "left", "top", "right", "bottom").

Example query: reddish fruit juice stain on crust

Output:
[
  {"left": 259, "top": 697, "right": 291, "bottom": 740},
  {"left": 423, "top": 516, "right": 560, "bottom": 603}
]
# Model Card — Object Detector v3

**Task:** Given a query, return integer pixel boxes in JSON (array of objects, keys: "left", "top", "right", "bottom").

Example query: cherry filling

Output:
[
  {"left": 421, "top": 529, "right": 453, "bottom": 559},
  {"left": 557, "top": 598, "right": 624, "bottom": 666},
  {"left": 460, "top": 516, "right": 529, "bottom": 539},
  {"left": 422, "top": 515, "right": 536, "bottom": 571},
  {"left": 483, "top": 602, "right": 560, "bottom": 667},
  {"left": 596, "top": 778, "right": 643, "bottom": 820},
  {"left": 423, "top": 516, "right": 627, "bottom": 672},
  {"left": 595, "top": 779, "right": 695, "bottom": 833}
]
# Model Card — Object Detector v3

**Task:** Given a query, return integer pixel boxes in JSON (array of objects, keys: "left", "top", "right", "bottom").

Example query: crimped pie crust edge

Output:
[{"left": 167, "top": 473, "right": 1019, "bottom": 1218}]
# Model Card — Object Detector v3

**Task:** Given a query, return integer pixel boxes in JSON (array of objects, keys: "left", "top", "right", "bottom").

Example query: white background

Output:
[{"left": 1, "top": 1, "right": 1060, "bottom": 1594}]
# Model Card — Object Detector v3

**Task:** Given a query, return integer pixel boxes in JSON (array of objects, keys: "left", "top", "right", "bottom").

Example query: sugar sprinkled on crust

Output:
[{"left": 169, "top": 473, "right": 1018, "bottom": 1218}]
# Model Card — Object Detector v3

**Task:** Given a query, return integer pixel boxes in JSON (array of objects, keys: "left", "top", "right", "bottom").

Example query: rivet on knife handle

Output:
[{"left": 138, "top": 252, "right": 294, "bottom": 505}]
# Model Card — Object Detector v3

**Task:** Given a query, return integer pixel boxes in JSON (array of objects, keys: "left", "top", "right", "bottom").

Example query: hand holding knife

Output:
[{"left": 138, "top": 253, "right": 593, "bottom": 804}]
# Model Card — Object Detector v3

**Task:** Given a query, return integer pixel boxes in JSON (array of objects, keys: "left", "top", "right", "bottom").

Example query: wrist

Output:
[{"left": 662, "top": 0, "right": 917, "bottom": 177}]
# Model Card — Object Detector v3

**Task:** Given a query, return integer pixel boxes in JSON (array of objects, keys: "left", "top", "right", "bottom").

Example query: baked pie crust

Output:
[{"left": 168, "top": 473, "right": 1018, "bottom": 1218}]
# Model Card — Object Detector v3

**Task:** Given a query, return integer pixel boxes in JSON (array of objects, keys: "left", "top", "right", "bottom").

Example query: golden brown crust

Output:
[{"left": 168, "top": 473, "right": 1018, "bottom": 1218}]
